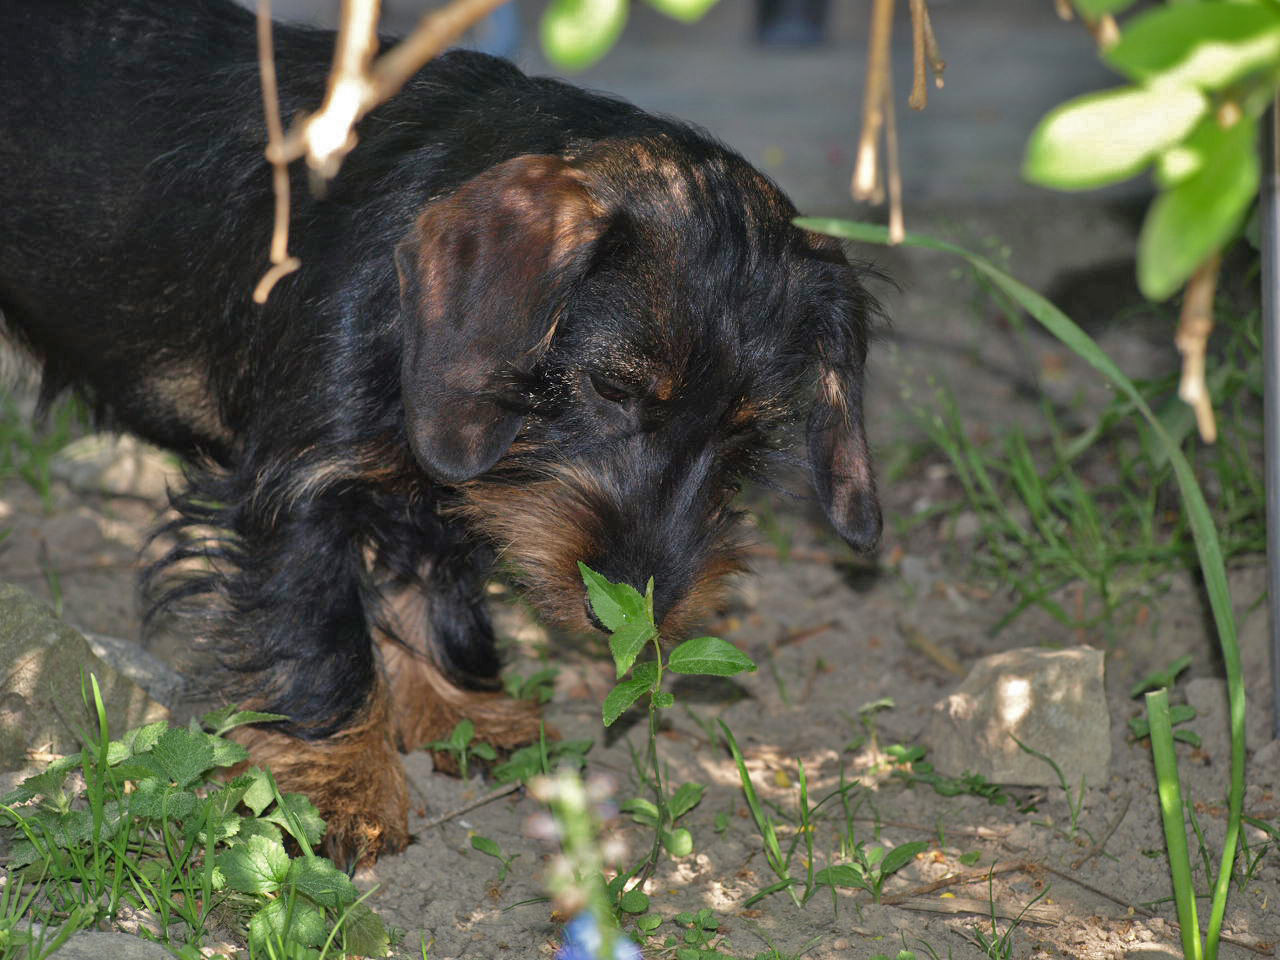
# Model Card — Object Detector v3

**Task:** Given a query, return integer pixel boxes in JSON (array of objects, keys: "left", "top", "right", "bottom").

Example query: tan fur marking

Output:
[
  {"left": 374, "top": 582, "right": 543, "bottom": 764},
  {"left": 230, "top": 679, "right": 409, "bottom": 867}
]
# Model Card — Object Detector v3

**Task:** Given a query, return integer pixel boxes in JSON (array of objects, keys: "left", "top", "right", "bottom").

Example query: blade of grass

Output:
[{"left": 1147, "top": 688, "right": 1202, "bottom": 960}]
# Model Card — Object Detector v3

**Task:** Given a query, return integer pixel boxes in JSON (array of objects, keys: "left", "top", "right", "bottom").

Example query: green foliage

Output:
[
  {"left": 422, "top": 718, "right": 497, "bottom": 781},
  {"left": 0, "top": 682, "right": 388, "bottom": 958},
  {"left": 491, "top": 727, "right": 593, "bottom": 785},
  {"left": 503, "top": 667, "right": 559, "bottom": 704},
  {"left": 540, "top": 0, "right": 721, "bottom": 71},
  {"left": 1026, "top": 0, "right": 1278, "bottom": 298},
  {"left": 470, "top": 833, "right": 520, "bottom": 884},
  {"left": 812, "top": 840, "right": 929, "bottom": 904},
  {"left": 0, "top": 393, "right": 86, "bottom": 512},
  {"left": 886, "top": 745, "right": 1015, "bottom": 807}
]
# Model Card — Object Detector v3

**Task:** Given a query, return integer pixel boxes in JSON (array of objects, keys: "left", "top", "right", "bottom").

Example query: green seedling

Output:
[
  {"left": 503, "top": 667, "right": 559, "bottom": 704},
  {"left": 1130, "top": 655, "right": 1193, "bottom": 697},
  {"left": 665, "top": 908, "right": 732, "bottom": 958},
  {"left": 961, "top": 871, "right": 1049, "bottom": 960},
  {"left": 1128, "top": 703, "right": 1200, "bottom": 747},
  {"left": 843, "top": 697, "right": 895, "bottom": 752},
  {"left": 811, "top": 838, "right": 929, "bottom": 905},
  {"left": 1011, "top": 735, "right": 1086, "bottom": 837},
  {"left": 492, "top": 725, "right": 593, "bottom": 785},
  {"left": 886, "top": 744, "right": 1014, "bottom": 807},
  {"left": 1235, "top": 816, "right": 1278, "bottom": 889},
  {"left": 422, "top": 718, "right": 497, "bottom": 781},
  {"left": 580, "top": 562, "right": 755, "bottom": 879},
  {"left": 0, "top": 675, "right": 390, "bottom": 959},
  {"left": 470, "top": 833, "right": 520, "bottom": 884}
]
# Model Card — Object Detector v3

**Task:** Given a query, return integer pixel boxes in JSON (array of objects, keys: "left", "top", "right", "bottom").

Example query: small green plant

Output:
[
  {"left": 886, "top": 745, "right": 1014, "bottom": 807},
  {"left": 0, "top": 680, "right": 390, "bottom": 959},
  {"left": 422, "top": 718, "right": 497, "bottom": 781},
  {"left": 0, "top": 393, "right": 85, "bottom": 512},
  {"left": 1011, "top": 736, "right": 1086, "bottom": 838},
  {"left": 503, "top": 667, "right": 559, "bottom": 704},
  {"left": 492, "top": 725, "right": 593, "bottom": 785},
  {"left": 662, "top": 907, "right": 732, "bottom": 958},
  {"left": 811, "top": 838, "right": 929, "bottom": 905},
  {"left": 1129, "top": 655, "right": 1200, "bottom": 745},
  {"left": 961, "top": 871, "right": 1050, "bottom": 960},
  {"left": 470, "top": 833, "right": 520, "bottom": 884},
  {"left": 579, "top": 562, "right": 755, "bottom": 880}
]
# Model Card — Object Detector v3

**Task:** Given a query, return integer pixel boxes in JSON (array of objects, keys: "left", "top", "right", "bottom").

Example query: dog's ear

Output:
[
  {"left": 807, "top": 365, "right": 881, "bottom": 552},
  {"left": 396, "top": 155, "right": 606, "bottom": 483}
]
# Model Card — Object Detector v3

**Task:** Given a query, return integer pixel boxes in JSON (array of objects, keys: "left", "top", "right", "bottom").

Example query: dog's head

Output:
[{"left": 396, "top": 137, "right": 880, "bottom": 636}]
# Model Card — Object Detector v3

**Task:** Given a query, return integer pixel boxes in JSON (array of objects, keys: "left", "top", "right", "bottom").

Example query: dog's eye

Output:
[{"left": 589, "top": 372, "right": 632, "bottom": 405}]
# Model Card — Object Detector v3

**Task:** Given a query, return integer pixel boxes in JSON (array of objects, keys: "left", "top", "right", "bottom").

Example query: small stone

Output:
[
  {"left": 925, "top": 646, "right": 1110, "bottom": 787},
  {"left": 42, "top": 931, "right": 174, "bottom": 960},
  {"left": 52, "top": 433, "right": 178, "bottom": 502}
]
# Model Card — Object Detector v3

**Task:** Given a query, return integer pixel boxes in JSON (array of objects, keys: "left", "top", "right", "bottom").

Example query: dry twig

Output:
[
  {"left": 907, "top": 0, "right": 945, "bottom": 110},
  {"left": 1177, "top": 252, "right": 1222, "bottom": 443},
  {"left": 852, "top": 0, "right": 895, "bottom": 205},
  {"left": 254, "top": 0, "right": 301, "bottom": 303}
]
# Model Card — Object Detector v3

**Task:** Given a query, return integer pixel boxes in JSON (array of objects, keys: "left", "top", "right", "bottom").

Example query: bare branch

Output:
[
  {"left": 1177, "top": 252, "right": 1222, "bottom": 443},
  {"left": 254, "top": 0, "right": 301, "bottom": 304},
  {"left": 852, "top": 0, "right": 895, "bottom": 204},
  {"left": 908, "top": 0, "right": 944, "bottom": 109},
  {"left": 884, "top": 68, "right": 904, "bottom": 243}
]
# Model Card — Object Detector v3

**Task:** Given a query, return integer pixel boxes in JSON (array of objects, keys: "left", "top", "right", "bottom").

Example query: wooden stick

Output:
[
  {"left": 852, "top": 0, "right": 895, "bottom": 204},
  {"left": 1176, "top": 252, "right": 1222, "bottom": 443},
  {"left": 254, "top": 0, "right": 301, "bottom": 303}
]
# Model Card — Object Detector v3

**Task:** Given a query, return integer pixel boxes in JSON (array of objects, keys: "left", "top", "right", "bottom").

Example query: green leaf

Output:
[
  {"left": 208, "top": 736, "right": 250, "bottom": 770},
  {"left": 610, "top": 620, "right": 657, "bottom": 678},
  {"left": 636, "top": 913, "right": 663, "bottom": 932},
  {"left": 1023, "top": 84, "right": 1206, "bottom": 190},
  {"left": 619, "top": 888, "right": 651, "bottom": 913},
  {"left": 669, "top": 782, "right": 705, "bottom": 820},
  {"left": 652, "top": 690, "right": 675, "bottom": 709},
  {"left": 622, "top": 796, "right": 660, "bottom": 826},
  {"left": 144, "top": 727, "right": 216, "bottom": 788},
  {"left": 128, "top": 780, "right": 199, "bottom": 821},
  {"left": 263, "top": 793, "right": 327, "bottom": 848},
  {"left": 452, "top": 719, "right": 476, "bottom": 749},
  {"left": 1130, "top": 654, "right": 1194, "bottom": 697},
  {"left": 248, "top": 897, "right": 328, "bottom": 951},
  {"left": 666, "top": 636, "right": 757, "bottom": 676},
  {"left": 219, "top": 834, "right": 290, "bottom": 895},
  {"left": 643, "top": 0, "right": 718, "bottom": 23},
  {"left": 340, "top": 902, "right": 391, "bottom": 958},
  {"left": 578, "top": 562, "right": 648, "bottom": 632},
  {"left": 879, "top": 841, "right": 928, "bottom": 877},
  {"left": 1105, "top": 3, "right": 1280, "bottom": 90},
  {"left": 1138, "top": 115, "right": 1258, "bottom": 300},
  {"left": 288, "top": 855, "right": 358, "bottom": 910},
  {"left": 121, "top": 720, "right": 170, "bottom": 758},
  {"left": 602, "top": 662, "right": 658, "bottom": 727},
  {"left": 814, "top": 864, "right": 868, "bottom": 889},
  {"left": 471, "top": 834, "right": 503, "bottom": 858},
  {"left": 242, "top": 768, "right": 274, "bottom": 817},
  {"left": 201, "top": 705, "right": 289, "bottom": 737},
  {"left": 542, "top": 0, "right": 629, "bottom": 71},
  {"left": 662, "top": 827, "right": 693, "bottom": 857}
]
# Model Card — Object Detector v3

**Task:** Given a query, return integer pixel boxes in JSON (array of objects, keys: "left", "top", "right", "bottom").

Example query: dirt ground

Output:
[{"left": 3, "top": 250, "right": 1278, "bottom": 960}]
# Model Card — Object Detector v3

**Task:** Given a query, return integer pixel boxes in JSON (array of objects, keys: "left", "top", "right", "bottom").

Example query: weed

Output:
[
  {"left": 810, "top": 838, "right": 928, "bottom": 905},
  {"left": 0, "top": 678, "right": 390, "bottom": 958},
  {"left": 1011, "top": 736, "right": 1086, "bottom": 838},
  {"left": 503, "top": 667, "right": 559, "bottom": 704},
  {"left": 470, "top": 833, "right": 520, "bottom": 884},
  {"left": 886, "top": 745, "right": 1014, "bottom": 807},
  {"left": 422, "top": 718, "right": 496, "bottom": 781},
  {"left": 491, "top": 724, "right": 593, "bottom": 785},
  {"left": 0, "top": 393, "right": 86, "bottom": 512},
  {"left": 961, "top": 871, "right": 1050, "bottom": 960}
]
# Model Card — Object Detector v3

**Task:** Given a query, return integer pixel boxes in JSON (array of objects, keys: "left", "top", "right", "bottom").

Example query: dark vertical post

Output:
[{"left": 1262, "top": 100, "right": 1280, "bottom": 739}]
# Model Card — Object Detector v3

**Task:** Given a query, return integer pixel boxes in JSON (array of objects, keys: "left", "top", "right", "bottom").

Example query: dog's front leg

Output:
[{"left": 201, "top": 490, "right": 411, "bottom": 867}]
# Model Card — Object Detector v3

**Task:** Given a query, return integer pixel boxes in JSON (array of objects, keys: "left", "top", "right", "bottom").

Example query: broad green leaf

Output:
[
  {"left": 667, "top": 636, "right": 757, "bottom": 676},
  {"left": 1129, "top": 654, "right": 1193, "bottom": 697},
  {"left": 248, "top": 897, "right": 328, "bottom": 950},
  {"left": 242, "top": 767, "right": 274, "bottom": 817},
  {"left": 1106, "top": 3, "right": 1280, "bottom": 90},
  {"left": 622, "top": 796, "right": 660, "bottom": 825},
  {"left": 5, "top": 754, "right": 81, "bottom": 804},
  {"left": 609, "top": 619, "right": 657, "bottom": 678},
  {"left": 201, "top": 704, "right": 288, "bottom": 736},
  {"left": 636, "top": 913, "right": 663, "bottom": 932},
  {"left": 1138, "top": 114, "right": 1258, "bottom": 300},
  {"left": 814, "top": 864, "right": 867, "bottom": 888},
  {"left": 669, "top": 782, "right": 705, "bottom": 820},
  {"left": 128, "top": 780, "right": 199, "bottom": 821},
  {"left": 619, "top": 888, "right": 650, "bottom": 913},
  {"left": 219, "top": 834, "right": 290, "bottom": 895},
  {"left": 288, "top": 855, "right": 358, "bottom": 910},
  {"left": 340, "top": 902, "right": 391, "bottom": 958},
  {"left": 602, "top": 661, "right": 658, "bottom": 726},
  {"left": 237, "top": 817, "right": 284, "bottom": 844},
  {"left": 1072, "top": 0, "right": 1137, "bottom": 16},
  {"left": 578, "top": 562, "right": 648, "bottom": 632},
  {"left": 121, "top": 720, "right": 170, "bottom": 757},
  {"left": 879, "top": 840, "right": 929, "bottom": 877},
  {"left": 143, "top": 727, "right": 215, "bottom": 788},
  {"left": 471, "top": 834, "right": 503, "bottom": 858},
  {"left": 263, "top": 793, "right": 328, "bottom": 847},
  {"left": 208, "top": 736, "right": 250, "bottom": 770},
  {"left": 653, "top": 690, "right": 675, "bottom": 708},
  {"left": 452, "top": 719, "right": 475, "bottom": 749},
  {"left": 644, "top": 0, "right": 719, "bottom": 23},
  {"left": 662, "top": 826, "right": 693, "bottom": 857},
  {"left": 1024, "top": 84, "right": 1206, "bottom": 190},
  {"left": 542, "top": 0, "right": 629, "bottom": 72},
  {"left": 472, "top": 742, "right": 497, "bottom": 760}
]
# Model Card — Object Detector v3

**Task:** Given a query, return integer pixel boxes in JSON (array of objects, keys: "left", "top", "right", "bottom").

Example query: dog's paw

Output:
[{"left": 320, "top": 804, "right": 411, "bottom": 868}]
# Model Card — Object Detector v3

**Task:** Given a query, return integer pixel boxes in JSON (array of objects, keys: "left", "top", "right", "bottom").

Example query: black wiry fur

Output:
[{"left": 0, "top": 0, "right": 882, "bottom": 861}]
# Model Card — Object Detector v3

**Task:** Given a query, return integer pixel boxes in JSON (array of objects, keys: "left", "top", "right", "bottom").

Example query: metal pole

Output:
[{"left": 1262, "top": 99, "right": 1280, "bottom": 740}]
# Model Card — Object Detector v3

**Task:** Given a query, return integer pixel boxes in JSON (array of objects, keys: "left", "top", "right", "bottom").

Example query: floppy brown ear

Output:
[
  {"left": 396, "top": 155, "right": 606, "bottom": 483},
  {"left": 807, "top": 367, "right": 882, "bottom": 553}
]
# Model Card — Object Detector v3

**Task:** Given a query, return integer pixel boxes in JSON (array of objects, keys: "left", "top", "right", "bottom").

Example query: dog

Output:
[{"left": 0, "top": 0, "right": 882, "bottom": 865}]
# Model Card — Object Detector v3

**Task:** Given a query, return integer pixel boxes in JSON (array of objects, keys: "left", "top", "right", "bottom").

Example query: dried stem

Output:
[
  {"left": 1084, "top": 12, "right": 1120, "bottom": 49},
  {"left": 852, "top": 0, "right": 895, "bottom": 204},
  {"left": 907, "top": 0, "right": 944, "bottom": 109},
  {"left": 254, "top": 0, "right": 301, "bottom": 303},
  {"left": 1053, "top": 0, "right": 1073, "bottom": 20},
  {"left": 884, "top": 69, "right": 904, "bottom": 243},
  {"left": 1177, "top": 252, "right": 1222, "bottom": 443}
]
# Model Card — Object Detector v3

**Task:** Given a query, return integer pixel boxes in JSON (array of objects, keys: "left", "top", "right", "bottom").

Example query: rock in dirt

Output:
[
  {"left": 925, "top": 646, "right": 1109, "bottom": 787},
  {"left": 80, "top": 629, "right": 186, "bottom": 709},
  {"left": 0, "top": 583, "right": 169, "bottom": 770},
  {"left": 36, "top": 930, "right": 174, "bottom": 960},
  {"left": 51, "top": 433, "right": 177, "bottom": 502}
]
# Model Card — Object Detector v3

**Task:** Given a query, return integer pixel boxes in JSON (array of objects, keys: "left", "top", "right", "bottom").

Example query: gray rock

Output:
[
  {"left": 79, "top": 629, "right": 186, "bottom": 709},
  {"left": 925, "top": 646, "right": 1110, "bottom": 787},
  {"left": 37, "top": 930, "right": 175, "bottom": 960},
  {"left": 51, "top": 433, "right": 177, "bottom": 502},
  {"left": 0, "top": 583, "right": 169, "bottom": 770}
]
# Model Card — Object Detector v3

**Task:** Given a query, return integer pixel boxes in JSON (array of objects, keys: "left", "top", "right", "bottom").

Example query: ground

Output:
[{"left": 4, "top": 0, "right": 1280, "bottom": 957}]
